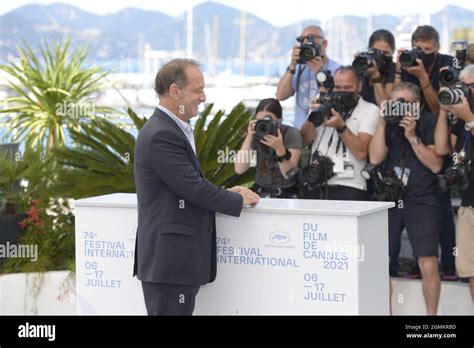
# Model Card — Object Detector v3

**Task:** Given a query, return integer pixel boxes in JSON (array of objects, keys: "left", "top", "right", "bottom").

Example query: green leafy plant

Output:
[
  {"left": 0, "top": 147, "right": 53, "bottom": 215},
  {"left": 0, "top": 37, "right": 111, "bottom": 152},
  {"left": 2, "top": 197, "right": 75, "bottom": 274},
  {"left": 51, "top": 104, "right": 255, "bottom": 199},
  {"left": 195, "top": 102, "right": 256, "bottom": 187}
]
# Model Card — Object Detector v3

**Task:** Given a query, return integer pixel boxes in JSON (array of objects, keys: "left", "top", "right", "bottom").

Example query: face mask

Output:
[
  {"left": 332, "top": 91, "right": 359, "bottom": 113},
  {"left": 421, "top": 52, "right": 436, "bottom": 68}
]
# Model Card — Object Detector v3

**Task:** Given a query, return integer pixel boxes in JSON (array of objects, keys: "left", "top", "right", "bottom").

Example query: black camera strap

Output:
[
  {"left": 295, "top": 64, "right": 309, "bottom": 111},
  {"left": 310, "top": 127, "right": 328, "bottom": 162}
]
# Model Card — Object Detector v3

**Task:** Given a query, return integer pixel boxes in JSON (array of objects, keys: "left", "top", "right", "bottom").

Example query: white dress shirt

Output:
[{"left": 157, "top": 104, "right": 196, "bottom": 155}]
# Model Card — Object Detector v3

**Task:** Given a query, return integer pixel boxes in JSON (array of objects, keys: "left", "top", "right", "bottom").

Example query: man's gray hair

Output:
[
  {"left": 460, "top": 64, "right": 474, "bottom": 81},
  {"left": 390, "top": 82, "right": 421, "bottom": 102},
  {"left": 154, "top": 58, "right": 200, "bottom": 96},
  {"left": 304, "top": 25, "right": 325, "bottom": 38}
]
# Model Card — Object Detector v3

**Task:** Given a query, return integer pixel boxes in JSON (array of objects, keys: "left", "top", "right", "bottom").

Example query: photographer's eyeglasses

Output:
[{"left": 296, "top": 34, "right": 324, "bottom": 43}]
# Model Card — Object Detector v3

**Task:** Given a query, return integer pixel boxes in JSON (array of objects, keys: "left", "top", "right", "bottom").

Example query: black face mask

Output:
[
  {"left": 379, "top": 55, "right": 393, "bottom": 76},
  {"left": 421, "top": 52, "right": 436, "bottom": 68},
  {"left": 333, "top": 91, "right": 359, "bottom": 114}
]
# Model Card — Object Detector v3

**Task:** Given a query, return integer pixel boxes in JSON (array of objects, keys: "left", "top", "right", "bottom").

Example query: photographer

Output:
[
  {"left": 357, "top": 29, "right": 396, "bottom": 106},
  {"left": 434, "top": 64, "right": 474, "bottom": 302},
  {"left": 369, "top": 82, "right": 443, "bottom": 315},
  {"left": 276, "top": 25, "right": 341, "bottom": 129},
  {"left": 300, "top": 66, "right": 379, "bottom": 200},
  {"left": 234, "top": 98, "right": 303, "bottom": 198},
  {"left": 394, "top": 25, "right": 454, "bottom": 115}
]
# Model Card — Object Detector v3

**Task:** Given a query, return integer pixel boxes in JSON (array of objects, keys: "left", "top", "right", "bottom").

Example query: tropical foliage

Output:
[
  {"left": 0, "top": 37, "right": 110, "bottom": 152},
  {"left": 51, "top": 104, "right": 255, "bottom": 199}
]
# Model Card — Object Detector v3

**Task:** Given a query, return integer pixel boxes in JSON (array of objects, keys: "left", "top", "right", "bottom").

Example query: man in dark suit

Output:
[{"left": 133, "top": 58, "right": 260, "bottom": 315}]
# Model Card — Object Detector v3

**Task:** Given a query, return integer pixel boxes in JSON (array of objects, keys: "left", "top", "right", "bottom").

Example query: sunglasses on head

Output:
[{"left": 296, "top": 34, "right": 324, "bottom": 43}]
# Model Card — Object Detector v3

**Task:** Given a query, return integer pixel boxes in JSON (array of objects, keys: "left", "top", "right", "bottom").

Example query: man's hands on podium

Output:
[{"left": 228, "top": 186, "right": 260, "bottom": 207}]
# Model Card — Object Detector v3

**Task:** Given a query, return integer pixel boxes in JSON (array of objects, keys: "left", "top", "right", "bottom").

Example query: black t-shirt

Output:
[
  {"left": 361, "top": 63, "right": 396, "bottom": 106},
  {"left": 451, "top": 121, "right": 474, "bottom": 207},
  {"left": 384, "top": 110, "right": 439, "bottom": 206},
  {"left": 401, "top": 53, "right": 454, "bottom": 113}
]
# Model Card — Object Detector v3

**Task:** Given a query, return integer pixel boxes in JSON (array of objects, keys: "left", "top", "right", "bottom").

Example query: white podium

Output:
[{"left": 75, "top": 193, "right": 394, "bottom": 315}]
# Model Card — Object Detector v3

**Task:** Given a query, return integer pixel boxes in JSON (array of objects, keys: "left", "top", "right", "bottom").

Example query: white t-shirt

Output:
[{"left": 310, "top": 98, "right": 379, "bottom": 191}]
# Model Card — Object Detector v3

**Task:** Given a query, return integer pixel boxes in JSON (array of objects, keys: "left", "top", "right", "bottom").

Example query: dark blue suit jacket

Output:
[{"left": 133, "top": 108, "right": 243, "bottom": 286}]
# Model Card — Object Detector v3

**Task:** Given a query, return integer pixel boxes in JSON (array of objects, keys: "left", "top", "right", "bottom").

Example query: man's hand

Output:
[
  {"left": 238, "top": 188, "right": 260, "bottom": 207},
  {"left": 227, "top": 186, "right": 247, "bottom": 193},
  {"left": 323, "top": 109, "right": 346, "bottom": 129},
  {"left": 310, "top": 97, "right": 321, "bottom": 111},
  {"left": 260, "top": 128, "right": 285, "bottom": 156},
  {"left": 307, "top": 56, "right": 324, "bottom": 73},
  {"left": 404, "top": 58, "right": 429, "bottom": 81},
  {"left": 290, "top": 45, "right": 300, "bottom": 69},
  {"left": 440, "top": 94, "right": 473, "bottom": 122},
  {"left": 399, "top": 114, "right": 417, "bottom": 140}
]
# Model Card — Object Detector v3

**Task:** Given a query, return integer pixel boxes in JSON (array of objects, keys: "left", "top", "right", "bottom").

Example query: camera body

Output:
[
  {"left": 438, "top": 82, "right": 472, "bottom": 105},
  {"left": 298, "top": 36, "right": 323, "bottom": 64},
  {"left": 361, "top": 163, "right": 406, "bottom": 202},
  {"left": 298, "top": 154, "right": 335, "bottom": 189},
  {"left": 307, "top": 92, "right": 357, "bottom": 128},
  {"left": 382, "top": 97, "right": 418, "bottom": 125},
  {"left": 440, "top": 66, "right": 461, "bottom": 85},
  {"left": 352, "top": 48, "right": 384, "bottom": 73},
  {"left": 400, "top": 47, "right": 423, "bottom": 68},
  {"left": 435, "top": 158, "right": 471, "bottom": 192},
  {"left": 253, "top": 115, "right": 279, "bottom": 142}
]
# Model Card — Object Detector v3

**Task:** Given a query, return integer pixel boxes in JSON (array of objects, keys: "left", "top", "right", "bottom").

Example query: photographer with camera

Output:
[
  {"left": 394, "top": 25, "right": 454, "bottom": 116},
  {"left": 234, "top": 98, "right": 303, "bottom": 198},
  {"left": 369, "top": 82, "right": 443, "bottom": 315},
  {"left": 299, "top": 66, "right": 379, "bottom": 200},
  {"left": 355, "top": 29, "right": 396, "bottom": 106},
  {"left": 276, "top": 25, "right": 341, "bottom": 129},
  {"left": 434, "top": 64, "right": 474, "bottom": 302}
]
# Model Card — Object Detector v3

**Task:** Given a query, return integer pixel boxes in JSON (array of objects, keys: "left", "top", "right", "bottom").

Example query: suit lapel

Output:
[{"left": 153, "top": 108, "right": 205, "bottom": 177}]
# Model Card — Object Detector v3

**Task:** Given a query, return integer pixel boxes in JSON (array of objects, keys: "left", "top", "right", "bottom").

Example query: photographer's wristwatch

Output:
[
  {"left": 409, "top": 136, "right": 422, "bottom": 145},
  {"left": 276, "top": 148, "right": 292, "bottom": 162},
  {"left": 286, "top": 66, "right": 296, "bottom": 75},
  {"left": 464, "top": 121, "right": 474, "bottom": 131},
  {"left": 336, "top": 125, "right": 348, "bottom": 134}
]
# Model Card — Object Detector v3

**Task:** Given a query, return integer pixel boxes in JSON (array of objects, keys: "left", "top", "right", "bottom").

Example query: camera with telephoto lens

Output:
[
  {"left": 298, "top": 36, "right": 323, "bottom": 64},
  {"left": 307, "top": 92, "right": 358, "bottom": 128},
  {"left": 435, "top": 158, "right": 471, "bottom": 193},
  {"left": 361, "top": 163, "right": 406, "bottom": 202},
  {"left": 352, "top": 48, "right": 384, "bottom": 73},
  {"left": 298, "top": 154, "right": 335, "bottom": 189},
  {"left": 399, "top": 47, "right": 423, "bottom": 68},
  {"left": 253, "top": 115, "right": 279, "bottom": 142},
  {"left": 440, "top": 66, "right": 461, "bottom": 85},
  {"left": 438, "top": 82, "right": 472, "bottom": 105},
  {"left": 440, "top": 41, "right": 468, "bottom": 86}
]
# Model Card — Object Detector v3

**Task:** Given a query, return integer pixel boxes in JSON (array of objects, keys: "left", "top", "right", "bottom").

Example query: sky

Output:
[{"left": 0, "top": 0, "right": 473, "bottom": 26}]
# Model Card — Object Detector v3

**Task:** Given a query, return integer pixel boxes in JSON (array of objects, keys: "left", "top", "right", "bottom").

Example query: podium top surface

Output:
[{"left": 76, "top": 193, "right": 394, "bottom": 217}]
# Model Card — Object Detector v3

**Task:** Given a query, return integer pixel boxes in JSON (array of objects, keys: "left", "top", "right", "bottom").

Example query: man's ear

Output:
[
  {"left": 357, "top": 81, "right": 363, "bottom": 93},
  {"left": 169, "top": 83, "right": 181, "bottom": 100},
  {"left": 323, "top": 40, "right": 328, "bottom": 51}
]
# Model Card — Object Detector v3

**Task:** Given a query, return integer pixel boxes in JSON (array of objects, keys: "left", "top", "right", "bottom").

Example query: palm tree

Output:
[
  {"left": 51, "top": 104, "right": 255, "bottom": 199},
  {"left": 0, "top": 37, "right": 111, "bottom": 152}
]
